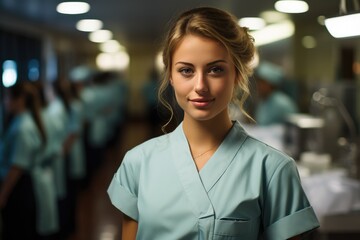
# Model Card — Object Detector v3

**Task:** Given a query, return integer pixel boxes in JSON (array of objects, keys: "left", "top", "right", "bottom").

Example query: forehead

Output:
[{"left": 172, "top": 34, "right": 230, "bottom": 63}]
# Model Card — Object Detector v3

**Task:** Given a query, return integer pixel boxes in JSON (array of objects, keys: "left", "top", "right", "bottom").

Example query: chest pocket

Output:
[{"left": 213, "top": 217, "right": 259, "bottom": 240}]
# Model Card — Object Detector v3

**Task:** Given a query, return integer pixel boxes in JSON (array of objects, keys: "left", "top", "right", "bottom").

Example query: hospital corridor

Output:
[
  {"left": 1, "top": 0, "right": 360, "bottom": 240},
  {"left": 68, "top": 119, "right": 152, "bottom": 240}
]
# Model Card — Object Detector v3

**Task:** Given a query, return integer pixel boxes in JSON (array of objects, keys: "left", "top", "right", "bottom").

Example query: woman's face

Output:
[{"left": 171, "top": 34, "right": 236, "bottom": 122}]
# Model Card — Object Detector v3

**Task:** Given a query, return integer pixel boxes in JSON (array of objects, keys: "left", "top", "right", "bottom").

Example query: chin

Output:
[{"left": 188, "top": 112, "right": 217, "bottom": 121}]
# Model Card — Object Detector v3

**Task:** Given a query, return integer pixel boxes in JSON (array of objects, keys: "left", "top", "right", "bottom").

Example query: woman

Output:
[
  {"left": 0, "top": 81, "right": 46, "bottom": 239},
  {"left": 108, "top": 7, "right": 319, "bottom": 240}
]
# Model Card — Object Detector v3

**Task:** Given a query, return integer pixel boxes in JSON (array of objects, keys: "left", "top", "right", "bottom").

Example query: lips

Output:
[{"left": 189, "top": 98, "right": 214, "bottom": 107}]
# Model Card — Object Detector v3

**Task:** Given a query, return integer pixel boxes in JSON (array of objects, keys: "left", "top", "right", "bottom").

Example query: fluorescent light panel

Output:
[
  {"left": 99, "top": 40, "right": 124, "bottom": 53},
  {"left": 76, "top": 19, "right": 103, "bottom": 32},
  {"left": 251, "top": 20, "right": 295, "bottom": 46},
  {"left": 325, "top": 13, "right": 360, "bottom": 38},
  {"left": 89, "top": 30, "right": 113, "bottom": 43},
  {"left": 57, "top": 2, "right": 90, "bottom": 14},
  {"left": 260, "top": 10, "right": 289, "bottom": 23},
  {"left": 238, "top": 17, "right": 266, "bottom": 30},
  {"left": 96, "top": 51, "right": 130, "bottom": 70},
  {"left": 275, "top": 0, "right": 309, "bottom": 14}
]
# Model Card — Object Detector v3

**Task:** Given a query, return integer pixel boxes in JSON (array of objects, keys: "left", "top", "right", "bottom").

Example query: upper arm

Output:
[
  {"left": 262, "top": 159, "right": 319, "bottom": 239},
  {"left": 121, "top": 213, "right": 138, "bottom": 240}
]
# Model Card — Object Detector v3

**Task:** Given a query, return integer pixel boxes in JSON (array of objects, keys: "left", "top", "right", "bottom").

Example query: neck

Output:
[{"left": 182, "top": 111, "right": 233, "bottom": 149}]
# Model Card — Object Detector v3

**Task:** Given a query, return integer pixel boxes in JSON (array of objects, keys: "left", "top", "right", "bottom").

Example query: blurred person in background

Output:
[
  {"left": 81, "top": 70, "right": 128, "bottom": 180},
  {"left": 32, "top": 80, "right": 61, "bottom": 239},
  {"left": 101, "top": 71, "right": 129, "bottom": 148},
  {"left": 67, "top": 77, "right": 87, "bottom": 191},
  {"left": 254, "top": 61, "right": 298, "bottom": 126},
  {"left": 53, "top": 78, "right": 82, "bottom": 238},
  {"left": 0, "top": 81, "right": 58, "bottom": 239}
]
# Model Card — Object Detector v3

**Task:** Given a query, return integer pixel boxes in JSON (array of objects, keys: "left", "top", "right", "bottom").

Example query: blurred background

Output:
[{"left": 0, "top": 0, "right": 360, "bottom": 239}]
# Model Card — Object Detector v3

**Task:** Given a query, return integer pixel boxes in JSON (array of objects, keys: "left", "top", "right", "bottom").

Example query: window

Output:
[{"left": 28, "top": 58, "right": 40, "bottom": 81}]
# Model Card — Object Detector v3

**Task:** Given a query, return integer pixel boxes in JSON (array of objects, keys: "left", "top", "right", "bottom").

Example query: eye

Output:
[
  {"left": 178, "top": 67, "right": 194, "bottom": 77},
  {"left": 208, "top": 66, "right": 224, "bottom": 75}
]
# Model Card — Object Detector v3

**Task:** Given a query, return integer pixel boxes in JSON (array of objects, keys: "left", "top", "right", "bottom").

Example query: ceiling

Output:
[{"left": 0, "top": 0, "right": 341, "bottom": 52}]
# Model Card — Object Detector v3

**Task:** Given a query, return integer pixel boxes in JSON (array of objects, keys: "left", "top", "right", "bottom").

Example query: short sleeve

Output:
[
  {"left": 107, "top": 149, "right": 141, "bottom": 221},
  {"left": 11, "top": 128, "right": 38, "bottom": 170},
  {"left": 263, "top": 160, "right": 320, "bottom": 240}
]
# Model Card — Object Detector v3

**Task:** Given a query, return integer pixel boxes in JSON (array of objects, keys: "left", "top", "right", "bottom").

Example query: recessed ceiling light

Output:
[
  {"left": 56, "top": 2, "right": 90, "bottom": 15},
  {"left": 89, "top": 29, "right": 113, "bottom": 43},
  {"left": 260, "top": 10, "right": 289, "bottom": 23},
  {"left": 76, "top": 19, "right": 103, "bottom": 32},
  {"left": 275, "top": 0, "right": 309, "bottom": 14},
  {"left": 238, "top": 17, "right": 266, "bottom": 30},
  {"left": 100, "top": 40, "right": 124, "bottom": 53},
  {"left": 96, "top": 51, "right": 130, "bottom": 70}
]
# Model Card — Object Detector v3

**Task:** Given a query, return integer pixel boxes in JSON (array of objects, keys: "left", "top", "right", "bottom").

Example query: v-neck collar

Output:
[
  {"left": 170, "top": 123, "right": 214, "bottom": 219},
  {"left": 198, "top": 121, "right": 247, "bottom": 192},
  {"left": 171, "top": 121, "right": 248, "bottom": 193}
]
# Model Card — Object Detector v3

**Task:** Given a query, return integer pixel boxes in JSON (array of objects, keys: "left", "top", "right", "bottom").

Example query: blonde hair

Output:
[{"left": 158, "top": 7, "right": 255, "bottom": 132}]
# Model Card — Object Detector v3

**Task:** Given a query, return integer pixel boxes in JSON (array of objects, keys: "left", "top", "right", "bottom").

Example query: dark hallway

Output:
[{"left": 69, "top": 120, "right": 153, "bottom": 240}]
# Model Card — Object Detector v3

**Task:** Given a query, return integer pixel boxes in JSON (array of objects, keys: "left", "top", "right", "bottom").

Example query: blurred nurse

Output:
[
  {"left": 0, "top": 81, "right": 45, "bottom": 239},
  {"left": 254, "top": 61, "right": 298, "bottom": 125}
]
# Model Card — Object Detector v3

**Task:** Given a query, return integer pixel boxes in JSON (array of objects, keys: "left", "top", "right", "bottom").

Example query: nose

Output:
[{"left": 194, "top": 72, "right": 208, "bottom": 94}]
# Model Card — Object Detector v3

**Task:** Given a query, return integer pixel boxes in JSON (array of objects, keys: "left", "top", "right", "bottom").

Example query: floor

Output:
[{"left": 68, "top": 120, "right": 153, "bottom": 240}]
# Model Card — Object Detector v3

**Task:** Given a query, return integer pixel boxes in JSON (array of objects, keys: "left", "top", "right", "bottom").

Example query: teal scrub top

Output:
[
  {"left": 82, "top": 81, "right": 127, "bottom": 147},
  {"left": 46, "top": 99, "right": 68, "bottom": 199},
  {"left": 0, "top": 112, "right": 37, "bottom": 177},
  {"left": 256, "top": 91, "right": 297, "bottom": 126},
  {"left": 108, "top": 121, "right": 319, "bottom": 240},
  {"left": 0, "top": 112, "right": 59, "bottom": 235}
]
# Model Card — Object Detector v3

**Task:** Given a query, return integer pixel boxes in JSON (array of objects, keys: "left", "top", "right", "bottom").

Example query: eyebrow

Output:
[{"left": 174, "top": 59, "right": 227, "bottom": 66}]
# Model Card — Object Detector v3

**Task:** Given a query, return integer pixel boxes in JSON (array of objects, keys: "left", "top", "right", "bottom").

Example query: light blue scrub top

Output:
[
  {"left": 0, "top": 112, "right": 40, "bottom": 173},
  {"left": 68, "top": 100, "right": 86, "bottom": 179},
  {"left": 108, "top": 121, "right": 319, "bottom": 240},
  {"left": 0, "top": 112, "right": 59, "bottom": 235},
  {"left": 256, "top": 91, "right": 297, "bottom": 126},
  {"left": 81, "top": 81, "right": 128, "bottom": 148},
  {"left": 81, "top": 85, "right": 112, "bottom": 147},
  {"left": 46, "top": 99, "right": 68, "bottom": 199}
]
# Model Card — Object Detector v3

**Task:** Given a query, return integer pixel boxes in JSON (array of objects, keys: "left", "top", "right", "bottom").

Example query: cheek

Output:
[
  {"left": 215, "top": 79, "right": 235, "bottom": 95},
  {"left": 171, "top": 76, "right": 192, "bottom": 97},
  {"left": 173, "top": 83, "right": 189, "bottom": 99}
]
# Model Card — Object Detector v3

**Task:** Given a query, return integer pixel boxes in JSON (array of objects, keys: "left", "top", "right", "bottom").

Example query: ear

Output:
[{"left": 170, "top": 78, "right": 174, "bottom": 86}]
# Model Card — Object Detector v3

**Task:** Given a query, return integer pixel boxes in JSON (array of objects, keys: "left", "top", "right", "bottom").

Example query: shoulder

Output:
[
  {"left": 246, "top": 134, "right": 291, "bottom": 159},
  {"left": 15, "top": 113, "right": 42, "bottom": 148},
  {"left": 241, "top": 132, "right": 296, "bottom": 179},
  {"left": 18, "top": 113, "right": 36, "bottom": 132},
  {"left": 232, "top": 122, "right": 293, "bottom": 166}
]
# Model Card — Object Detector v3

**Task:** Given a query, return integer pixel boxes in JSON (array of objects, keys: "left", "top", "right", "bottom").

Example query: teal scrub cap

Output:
[
  {"left": 69, "top": 65, "right": 95, "bottom": 83},
  {"left": 255, "top": 61, "right": 284, "bottom": 86}
]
